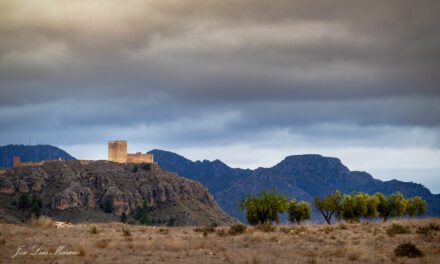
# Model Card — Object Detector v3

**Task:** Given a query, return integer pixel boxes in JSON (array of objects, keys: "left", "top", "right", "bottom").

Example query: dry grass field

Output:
[{"left": 0, "top": 218, "right": 439, "bottom": 264}]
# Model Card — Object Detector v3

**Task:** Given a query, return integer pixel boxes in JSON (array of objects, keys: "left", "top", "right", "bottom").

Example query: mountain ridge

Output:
[{"left": 148, "top": 149, "right": 440, "bottom": 222}]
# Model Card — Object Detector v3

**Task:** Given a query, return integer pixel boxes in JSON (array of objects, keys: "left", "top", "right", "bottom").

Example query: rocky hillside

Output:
[
  {"left": 0, "top": 144, "right": 76, "bottom": 168},
  {"left": 150, "top": 150, "right": 440, "bottom": 222},
  {"left": 0, "top": 160, "right": 235, "bottom": 226}
]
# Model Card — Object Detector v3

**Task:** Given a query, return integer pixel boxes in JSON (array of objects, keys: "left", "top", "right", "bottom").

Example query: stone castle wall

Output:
[
  {"left": 108, "top": 141, "right": 128, "bottom": 163},
  {"left": 13, "top": 156, "right": 45, "bottom": 167},
  {"left": 127, "top": 153, "right": 154, "bottom": 163},
  {"left": 108, "top": 140, "right": 154, "bottom": 164}
]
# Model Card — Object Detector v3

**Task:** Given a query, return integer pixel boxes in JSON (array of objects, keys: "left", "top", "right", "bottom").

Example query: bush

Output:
[
  {"left": 90, "top": 226, "right": 98, "bottom": 234},
  {"left": 167, "top": 217, "right": 176, "bottom": 227},
  {"left": 255, "top": 223, "right": 275, "bottom": 232},
  {"left": 122, "top": 227, "right": 131, "bottom": 237},
  {"left": 134, "top": 200, "right": 149, "bottom": 225},
  {"left": 103, "top": 199, "right": 113, "bottom": 213},
  {"left": 120, "top": 212, "right": 127, "bottom": 223},
  {"left": 30, "top": 216, "right": 54, "bottom": 229},
  {"left": 394, "top": 243, "right": 423, "bottom": 258},
  {"left": 216, "top": 229, "right": 227, "bottom": 237},
  {"left": 228, "top": 224, "right": 246, "bottom": 235},
  {"left": 386, "top": 223, "right": 410, "bottom": 237},
  {"left": 18, "top": 193, "right": 29, "bottom": 209},
  {"left": 194, "top": 225, "right": 216, "bottom": 234},
  {"left": 142, "top": 163, "right": 151, "bottom": 171},
  {"left": 132, "top": 165, "right": 138, "bottom": 173}
]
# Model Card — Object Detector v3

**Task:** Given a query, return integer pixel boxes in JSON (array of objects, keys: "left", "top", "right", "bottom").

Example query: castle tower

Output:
[{"left": 108, "top": 140, "right": 127, "bottom": 163}]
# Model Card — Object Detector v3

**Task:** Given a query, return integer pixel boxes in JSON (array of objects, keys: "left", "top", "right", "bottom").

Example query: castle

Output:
[
  {"left": 108, "top": 140, "right": 154, "bottom": 164},
  {"left": 12, "top": 140, "right": 153, "bottom": 167}
]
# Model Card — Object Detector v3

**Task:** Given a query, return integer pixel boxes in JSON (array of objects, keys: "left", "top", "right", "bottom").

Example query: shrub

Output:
[
  {"left": 134, "top": 200, "right": 149, "bottom": 225},
  {"left": 132, "top": 165, "right": 138, "bottom": 173},
  {"left": 288, "top": 200, "right": 311, "bottom": 224},
  {"left": 90, "top": 226, "right": 98, "bottom": 234},
  {"left": 30, "top": 216, "right": 54, "bottom": 229},
  {"left": 228, "top": 224, "right": 246, "bottom": 235},
  {"left": 158, "top": 228, "right": 169, "bottom": 235},
  {"left": 394, "top": 243, "right": 423, "bottom": 258},
  {"left": 103, "top": 199, "right": 113, "bottom": 213},
  {"left": 216, "top": 229, "right": 227, "bottom": 237},
  {"left": 194, "top": 225, "right": 216, "bottom": 233},
  {"left": 120, "top": 212, "right": 127, "bottom": 223},
  {"left": 167, "top": 217, "right": 176, "bottom": 227},
  {"left": 18, "top": 193, "right": 29, "bottom": 209},
  {"left": 240, "top": 191, "right": 288, "bottom": 225},
  {"left": 255, "top": 223, "right": 275, "bottom": 232},
  {"left": 279, "top": 227, "right": 292, "bottom": 234},
  {"left": 122, "top": 227, "right": 131, "bottom": 237},
  {"left": 142, "top": 163, "right": 151, "bottom": 171},
  {"left": 386, "top": 223, "right": 410, "bottom": 237}
]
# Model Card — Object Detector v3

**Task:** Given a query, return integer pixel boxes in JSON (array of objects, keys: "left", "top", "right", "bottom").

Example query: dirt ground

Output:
[{"left": 0, "top": 218, "right": 439, "bottom": 264}]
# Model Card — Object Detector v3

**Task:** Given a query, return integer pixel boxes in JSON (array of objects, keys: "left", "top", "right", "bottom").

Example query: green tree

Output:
[
  {"left": 120, "top": 212, "right": 127, "bottom": 223},
  {"left": 239, "top": 191, "right": 288, "bottom": 225},
  {"left": 30, "top": 195, "right": 43, "bottom": 218},
  {"left": 406, "top": 196, "right": 427, "bottom": 218},
  {"left": 313, "top": 190, "right": 342, "bottom": 224},
  {"left": 341, "top": 192, "right": 369, "bottom": 222},
  {"left": 388, "top": 192, "right": 408, "bottom": 219},
  {"left": 365, "top": 193, "right": 379, "bottom": 219},
  {"left": 376, "top": 192, "right": 408, "bottom": 221},
  {"left": 287, "top": 200, "right": 311, "bottom": 225},
  {"left": 134, "top": 200, "right": 149, "bottom": 225},
  {"left": 103, "top": 199, "right": 113, "bottom": 213},
  {"left": 18, "top": 193, "right": 29, "bottom": 209}
]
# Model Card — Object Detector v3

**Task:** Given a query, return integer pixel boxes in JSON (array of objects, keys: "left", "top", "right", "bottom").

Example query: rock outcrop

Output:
[{"left": 0, "top": 160, "right": 235, "bottom": 225}]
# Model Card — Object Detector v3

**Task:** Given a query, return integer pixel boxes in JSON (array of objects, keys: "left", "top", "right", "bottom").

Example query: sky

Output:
[{"left": 1, "top": 0, "right": 440, "bottom": 193}]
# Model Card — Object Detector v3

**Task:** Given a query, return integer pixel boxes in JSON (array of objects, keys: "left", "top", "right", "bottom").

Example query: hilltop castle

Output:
[
  {"left": 12, "top": 140, "right": 153, "bottom": 167},
  {"left": 108, "top": 140, "right": 154, "bottom": 164}
]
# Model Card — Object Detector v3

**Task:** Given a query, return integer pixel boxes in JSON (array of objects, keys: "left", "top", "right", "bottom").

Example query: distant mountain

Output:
[
  {"left": 0, "top": 145, "right": 76, "bottom": 168},
  {"left": 149, "top": 150, "right": 440, "bottom": 222}
]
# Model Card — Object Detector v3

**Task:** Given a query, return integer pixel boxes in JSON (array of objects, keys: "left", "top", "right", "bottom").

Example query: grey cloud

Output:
[{"left": 1, "top": 0, "right": 440, "bottom": 106}]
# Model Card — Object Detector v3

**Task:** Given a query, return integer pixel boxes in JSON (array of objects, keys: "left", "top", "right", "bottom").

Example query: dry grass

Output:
[
  {"left": 0, "top": 218, "right": 438, "bottom": 263},
  {"left": 29, "top": 216, "right": 55, "bottom": 229}
]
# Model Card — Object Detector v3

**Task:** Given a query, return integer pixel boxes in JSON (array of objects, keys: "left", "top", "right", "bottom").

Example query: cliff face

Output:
[{"left": 0, "top": 160, "right": 235, "bottom": 225}]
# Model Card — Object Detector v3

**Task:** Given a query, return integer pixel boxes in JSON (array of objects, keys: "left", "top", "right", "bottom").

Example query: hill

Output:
[
  {"left": 0, "top": 144, "right": 76, "bottom": 168},
  {"left": 0, "top": 160, "right": 235, "bottom": 226},
  {"left": 149, "top": 150, "right": 440, "bottom": 222}
]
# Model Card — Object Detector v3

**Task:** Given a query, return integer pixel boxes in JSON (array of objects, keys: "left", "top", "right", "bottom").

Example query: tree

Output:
[
  {"left": 365, "top": 194, "right": 380, "bottom": 219},
  {"left": 314, "top": 190, "right": 342, "bottom": 224},
  {"left": 287, "top": 200, "right": 311, "bottom": 225},
  {"left": 30, "top": 195, "right": 43, "bottom": 218},
  {"left": 376, "top": 192, "right": 408, "bottom": 221},
  {"left": 134, "top": 200, "right": 149, "bottom": 225},
  {"left": 18, "top": 193, "right": 29, "bottom": 209},
  {"left": 103, "top": 199, "right": 113, "bottom": 213},
  {"left": 341, "top": 192, "right": 369, "bottom": 222},
  {"left": 239, "top": 191, "right": 288, "bottom": 225},
  {"left": 387, "top": 192, "right": 408, "bottom": 219},
  {"left": 406, "top": 196, "right": 427, "bottom": 218},
  {"left": 120, "top": 212, "right": 127, "bottom": 223}
]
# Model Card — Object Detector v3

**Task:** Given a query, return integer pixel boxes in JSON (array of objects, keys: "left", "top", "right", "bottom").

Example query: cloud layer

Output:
[{"left": 1, "top": 0, "right": 439, "bottom": 191}]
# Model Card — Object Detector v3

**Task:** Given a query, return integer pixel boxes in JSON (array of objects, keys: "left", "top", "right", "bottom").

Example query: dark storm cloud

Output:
[{"left": 1, "top": 0, "right": 440, "bottom": 104}]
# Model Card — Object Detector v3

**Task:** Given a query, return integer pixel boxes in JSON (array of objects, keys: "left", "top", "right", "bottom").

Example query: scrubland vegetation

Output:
[{"left": 0, "top": 218, "right": 439, "bottom": 263}]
